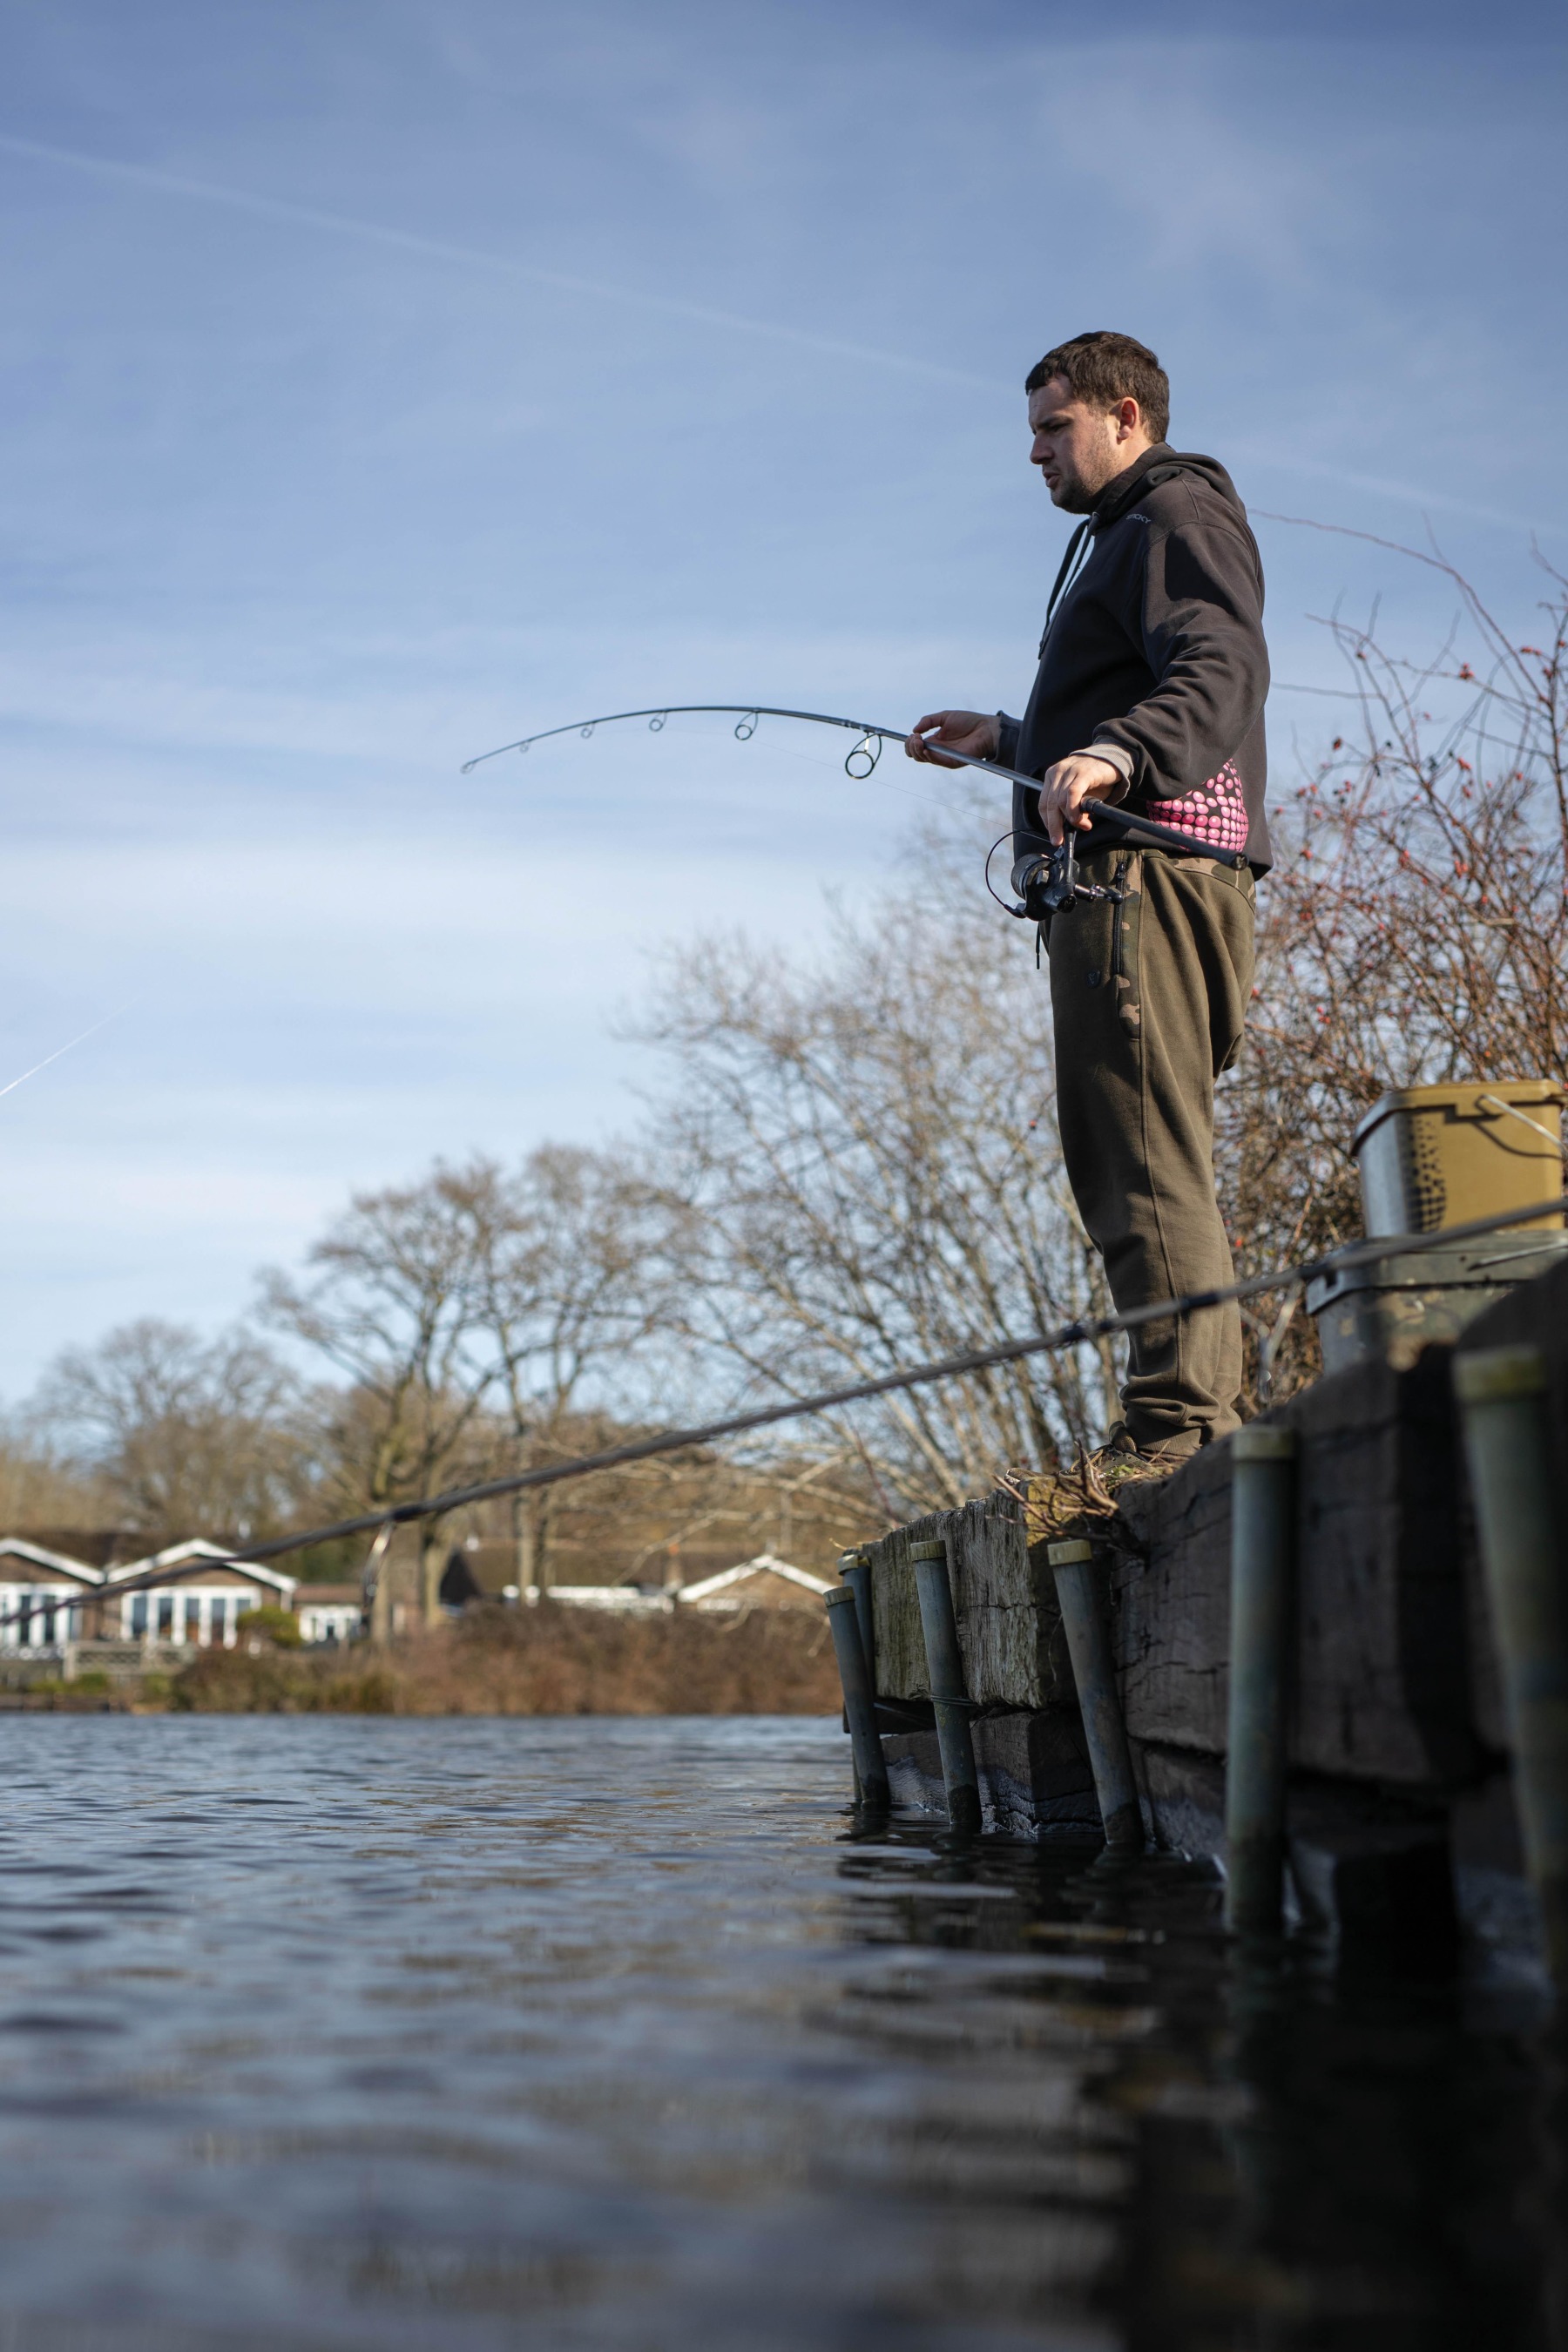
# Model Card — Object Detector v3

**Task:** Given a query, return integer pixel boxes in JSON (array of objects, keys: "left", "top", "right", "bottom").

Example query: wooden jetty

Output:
[{"left": 849, "top": 1251, "right": 1568, "bottom": 1969}]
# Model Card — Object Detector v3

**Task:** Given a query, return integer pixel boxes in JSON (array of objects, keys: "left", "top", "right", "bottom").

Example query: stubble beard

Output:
[{"left": 1051, "top": 471, "right": 1098, "bottom": 515}]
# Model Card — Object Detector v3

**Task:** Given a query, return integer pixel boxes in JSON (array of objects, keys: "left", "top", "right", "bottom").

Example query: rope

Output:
[{"left": 12, "top": 1193, "right": 1561, "bottom": 1632}]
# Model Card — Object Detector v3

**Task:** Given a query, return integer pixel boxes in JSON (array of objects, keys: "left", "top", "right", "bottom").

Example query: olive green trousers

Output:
[{"left": 1048, "top": 845, "right": 1256, "bottom": 1456}]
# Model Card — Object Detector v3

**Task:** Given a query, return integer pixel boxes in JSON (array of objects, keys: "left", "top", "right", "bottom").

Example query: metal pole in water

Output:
[
  {"left": 839, "top": 1547, "right": 875, "bottom": 1693},
  {"left": 824, "top": 1587, "right": 890, "bottom": 1811},
  {"left": 1047, "top": 1539, "right": 1143, "bottom": 1851},
  {"left": 1224, "top": 1426, "right": 1299, "bottom": 1934},
  {"left": 909, "top": 1538, "right": 982, "bottom": 1837},
  {"left": 1452, "top": 1345, "right": 1568, "bottom": 1989}
]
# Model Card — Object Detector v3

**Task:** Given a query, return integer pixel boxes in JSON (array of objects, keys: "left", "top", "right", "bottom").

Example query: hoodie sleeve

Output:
[{"left": 1090, "top": 517, "right": 1268, "bottom": 801}]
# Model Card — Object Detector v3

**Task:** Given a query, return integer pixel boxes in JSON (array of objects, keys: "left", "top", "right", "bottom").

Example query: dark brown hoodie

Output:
[{"left": 997, "top": 443, "right": 1272, "bottom": 871}]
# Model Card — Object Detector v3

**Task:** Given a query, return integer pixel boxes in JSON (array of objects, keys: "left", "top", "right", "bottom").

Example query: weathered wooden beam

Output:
[
  {"left": 865, "top": 1490, "right": 1073, "bottom": 1710},
  {"left": 864, "top": 1256, "right": 1568, "bottom": 1808},
  {"left": 1112, "top": 1347, "right": 1480, "bottom": 1788}
]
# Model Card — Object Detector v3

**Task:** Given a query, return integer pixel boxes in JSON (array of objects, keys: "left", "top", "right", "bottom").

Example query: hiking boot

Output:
[{"left": 1093, "top": 1423, "right": 1198, "bottom": 1479}]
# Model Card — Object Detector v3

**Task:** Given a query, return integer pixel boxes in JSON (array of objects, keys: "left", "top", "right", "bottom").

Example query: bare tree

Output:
[
  {"left": 456, "top": 1146, "right": 665, "bottom": 1591},
  {"left": 631, "top": 815, "right": 1116, "bottom": 1514},
  {"left": 1221, "top": 542, "right": 1568, "bottom": 1400},
  {"left": 259, "top": 1173, "right": 497, "bottom": 1621},
  {"left": 29, "top": 1319, "right": 306, "bottom": 1533}
]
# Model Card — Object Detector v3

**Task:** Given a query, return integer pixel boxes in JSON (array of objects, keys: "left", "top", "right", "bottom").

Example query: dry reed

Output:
[{"left": 171, "top": 1602, "right": 841, "bottom": 1716}]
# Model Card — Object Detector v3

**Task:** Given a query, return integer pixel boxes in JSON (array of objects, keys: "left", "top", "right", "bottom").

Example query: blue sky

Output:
[{"left": 0, "top": 0, "right": 1563, "bottom": 1395}]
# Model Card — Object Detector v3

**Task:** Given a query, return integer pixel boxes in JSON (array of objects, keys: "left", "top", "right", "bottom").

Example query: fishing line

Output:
[{"left": 6, "top": 1194, "right": 1556, "bottom": 1636}]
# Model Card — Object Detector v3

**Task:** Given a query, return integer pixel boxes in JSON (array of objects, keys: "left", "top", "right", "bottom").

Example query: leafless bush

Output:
[
  {"left": 630, "top": 821, "right": 1116, "bottom": 1511},
  {"left": 171, "top": 1604, "right": 840, "bottom": 1716},
  {"left": 1222, "top": 540, "right": 1568, "bottom": 1400}
]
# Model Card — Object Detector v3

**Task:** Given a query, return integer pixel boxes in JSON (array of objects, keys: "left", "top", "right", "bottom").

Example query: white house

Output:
[
  {"left": 676, "top": 1555, "right": 835, "bottom": 1612},
  {"left": 294, "top": 1585, "right": 364, "bottom": 1646},
  {"left": 105, "top": 1540, "right": 298, "bottom": 1648},
  {"left": 0, "top": 1540, "right": 105, "bottom": 1652}
]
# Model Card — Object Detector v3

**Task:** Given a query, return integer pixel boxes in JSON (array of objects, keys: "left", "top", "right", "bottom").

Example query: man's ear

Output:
[{"left": 1115, "top": 397, "right": 1142, "bottom": 442}]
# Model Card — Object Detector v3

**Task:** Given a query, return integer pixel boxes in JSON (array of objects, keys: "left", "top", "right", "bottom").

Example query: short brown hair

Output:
[{"left": 1025, "top": 331, "right": 1169, "bottom": 443}]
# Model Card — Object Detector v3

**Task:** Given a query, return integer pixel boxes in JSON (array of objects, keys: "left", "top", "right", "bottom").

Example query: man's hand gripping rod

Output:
[{"left": 460, "top": 704, "right": 1249, "bottom": 915}]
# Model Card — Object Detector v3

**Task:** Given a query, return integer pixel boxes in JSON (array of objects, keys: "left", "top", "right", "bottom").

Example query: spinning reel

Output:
[{"left": 1006, "top": 840, "right": 1127, "bottom": 922}]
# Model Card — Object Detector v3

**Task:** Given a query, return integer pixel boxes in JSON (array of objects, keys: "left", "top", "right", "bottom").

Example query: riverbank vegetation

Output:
[
  {"left": 168, "top": 1603, "right": 840, "bottom": 1716},
  {"left": 3, "top": 549, "right": 1564, "bottom": 1564}
]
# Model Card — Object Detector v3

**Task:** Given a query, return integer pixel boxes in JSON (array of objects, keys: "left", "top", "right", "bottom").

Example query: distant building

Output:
[
  {"left": 105, "top": 1541, "right": 296, "bottom": 1647},
  {"left": 0, "top": 1532, "right": 297, "bottom": 1656},
  {"left": 675, "top": 1555, "right": 834, "bottom": 1612},
  {"left": 0, "top": 1539, "right": 105, "bottom": 1652},
  {"left": 437, "top": 1542, "right": 832, "bottom": 1617},
  {"left": 294, "top": 1585, "right": 364, "bottom": 1646}
]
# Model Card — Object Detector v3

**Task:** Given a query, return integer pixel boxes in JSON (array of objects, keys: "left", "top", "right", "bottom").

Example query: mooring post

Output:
[
  {"left": 1047, "top": 1539, "right": 1143, "bottom": 1851},
  {"left": 909, "top": 1538, "right": 982, "bottom": 1837},
  {"left": 1452, "top": 1345, "right": 1568, "bottom": 1988},
  {"left": 838, "top": 1547, "right": 875, "bottom": 1694},
  {"left": 823, "top": 1588, "right": 890, "bottom": 1811},
  {"left": 1224, "top": 1426, "right": 1299, "bottom": 1935}
]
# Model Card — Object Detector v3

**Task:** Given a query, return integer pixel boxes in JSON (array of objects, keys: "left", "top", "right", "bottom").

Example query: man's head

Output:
[{"left": 1024, "top": 331, "right": 1169, "bottom": 512}]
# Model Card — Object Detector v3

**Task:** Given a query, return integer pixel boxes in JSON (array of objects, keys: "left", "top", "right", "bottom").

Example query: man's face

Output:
[{"left": 1028, "top": 377, "right": 1146, "bottom": 511}]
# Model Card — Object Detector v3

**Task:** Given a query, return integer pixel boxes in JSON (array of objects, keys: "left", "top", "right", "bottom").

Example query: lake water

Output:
[{"left": 0, "top": 1714, "right": 1559, "bottom": 2351}]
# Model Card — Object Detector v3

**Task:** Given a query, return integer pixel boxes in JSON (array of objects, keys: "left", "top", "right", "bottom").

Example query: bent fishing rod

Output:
[{"left": 462, "top": 704, "right": 1248, "bottom": 917}]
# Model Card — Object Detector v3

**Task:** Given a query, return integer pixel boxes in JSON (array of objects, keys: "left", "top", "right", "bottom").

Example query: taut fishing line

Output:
[{"left": 3, "top": 1195, "right": 1558, "bottom": 1639}]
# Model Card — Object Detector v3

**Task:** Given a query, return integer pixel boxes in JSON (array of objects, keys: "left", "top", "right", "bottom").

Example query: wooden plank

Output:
[
  {"left": 863, "top": 1255, "right": 1568, "bottom": 1791},
  {"left": 1110, "top": 1348, "right": 1479, "bottom": 1788},
  {"left": 1108, "top": 1454, "right": 1229, "bottom": 1754},
  {"left": 866, "top": 1491, "right": 1072, "bottom": 1708}
]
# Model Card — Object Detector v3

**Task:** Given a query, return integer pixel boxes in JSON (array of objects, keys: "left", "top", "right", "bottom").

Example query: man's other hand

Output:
[
  {"left": 904, "top": 710, "right": 999, "bottom": 768},
  {"left": 1037, "top": 753, "right": 1121, "bottom": 845}
]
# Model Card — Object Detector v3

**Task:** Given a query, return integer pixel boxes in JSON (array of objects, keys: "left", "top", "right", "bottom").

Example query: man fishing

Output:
[{"left": 907, "top": 331, "right": 1269, "bottom": 1461}]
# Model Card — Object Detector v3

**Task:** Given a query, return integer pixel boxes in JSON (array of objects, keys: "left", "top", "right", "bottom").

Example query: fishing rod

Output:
[{"left": 461, "top": 705, "right": 1249, "bottom": 917}]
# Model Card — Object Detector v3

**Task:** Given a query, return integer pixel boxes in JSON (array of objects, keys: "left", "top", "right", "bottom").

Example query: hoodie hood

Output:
[{"left": 1092, "top": 444, "right": 1247, "bottom": 533}]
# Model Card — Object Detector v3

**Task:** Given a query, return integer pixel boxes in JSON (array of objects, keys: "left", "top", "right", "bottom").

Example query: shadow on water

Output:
[{"left": 0, "top": 1715, "right": 1560, "bottom": 2350}]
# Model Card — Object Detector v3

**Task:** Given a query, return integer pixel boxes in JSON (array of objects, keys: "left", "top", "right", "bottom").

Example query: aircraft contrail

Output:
[
  {"left": 0, "top": 129, "right": 997, "bottom": 394},
  {"left": 3, "top": 132, "right": 1541, "bottom": 531},
  {"left": 0, "top": 1007, "right": 130, "bottom": 1105}
]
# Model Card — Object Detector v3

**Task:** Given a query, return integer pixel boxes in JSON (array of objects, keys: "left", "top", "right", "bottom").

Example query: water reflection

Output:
[{"left": 0, "top": 1716, "right": 1557, "bottom": 2349}]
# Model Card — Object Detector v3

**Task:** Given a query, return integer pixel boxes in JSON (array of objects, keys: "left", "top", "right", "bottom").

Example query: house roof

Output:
[
  {"left": 105, "top": 1539, "right": 297, "bottom": 1598},
  {"left": 0, "top": 1538, "right": 105, "bottom": 1588},
  {"left": 678, "top": 1554, "right": 834, "bottom": 1605},
  {"left": 8, "top": 1529, "right": 154, "bottom": 1571},
  {"left": 294, "top": 1585, "right": 363, "bottom": 1607}
]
